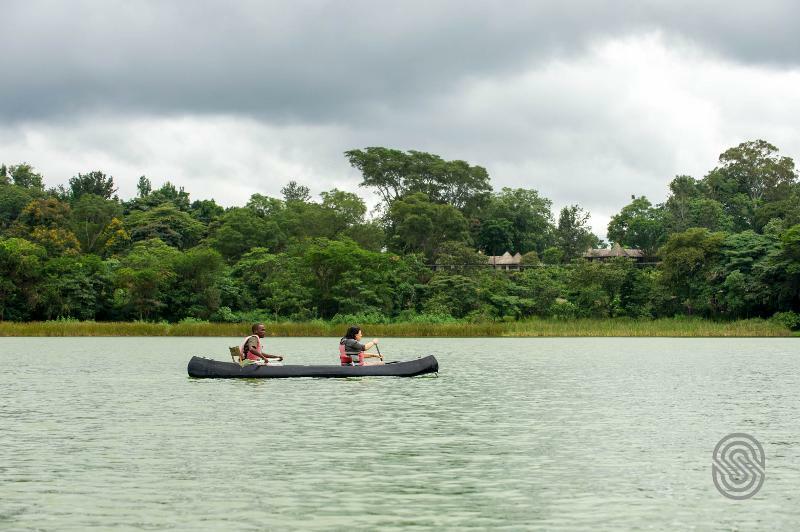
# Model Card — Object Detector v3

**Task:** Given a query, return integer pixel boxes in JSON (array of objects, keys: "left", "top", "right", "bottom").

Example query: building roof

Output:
[
  {"left": 583, "top": 243, "right": 644, "bottom": 259},
  {"left": 487, "top": 251, "right": 523, "bottom": 265}
]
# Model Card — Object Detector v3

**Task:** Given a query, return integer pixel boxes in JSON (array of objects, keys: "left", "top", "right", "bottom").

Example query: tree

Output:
[
  {"left": 113, "top": 239, "right": 180, "bottom": 320},
  {"left": 70, "top": 194, "right": 123, "bottom": 253},
  {"left": 477, "top": 218, "right": 515, "bottom": 257},
  {"left": 555, "top": 205, "right": 601, "bottom": 262},
  {"left": 169, "top": 247, "right": 226, "bottom": 320},
  {"left": 232, "top": 248, "right": 312, "bottom": 320},
  {"left": 0, "top": 237, "right": 45, "bottom": 320},
  {"left": 246, "top": 193, "right": 284, "bottom": 218},
  {"left": 136, "top": 176, "right": 152, "bottom": 197},
  {"left": 189, "top": 199, "right": 225, "bottom": 225},
  {"left": 125, "top": 181, "right": 191, "bottom": 212},
  {"left": 665, "top": 175, "right": 704, "bottom": 232},
  {"left": 387, "top": 193, "right": 470, "bottom": 258},
  {"left": 16, "top": 198, "right": 71, "bottom": 229},
  {"left": 0, "top": 184, "right": 35, "bottom": 229},
  {"left": 478, "top": 187, "right": 554, "bottom": 254},
  {"left": 423, "top": 274, "right": 481, "bottom": 318},
  {"left": 125, "top": 203, "right": 205, "bottom": 250},
  {"left": 659, "top": 228, "right": 727, "bottom": 315},
  {"left": 320, "top": 188, "right": 367, "bottom": 234},
  {"left": 607, "top": 196, "right": 667, "bottom": 256},
  {"left": 281, "top": 181, "right": 311, "bottom": 203},
  {"left": 433, "top": 241, "right": 487, "bottom": 273},
  {"left": 8, "top": 163, "right": 44, "bottom": 190},
  {"left": 703, "top": 140, "right": 798, "bottom": 231},
  {"left": 39, "top": 255, "right": 113, "bottom": 320},
  {"left": 345, "top": 147, "right": 492, "bottom": 214},
  {"left": 68, "top": 171, "right": 117, "bottom": 200},
  {"left": 208, "top": 207, "right": 284, "bottom": 260}
]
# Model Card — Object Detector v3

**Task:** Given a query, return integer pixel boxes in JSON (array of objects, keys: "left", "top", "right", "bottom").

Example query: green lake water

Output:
[{"left": 1, "top": 337, "right": 799, "bottom": 530}]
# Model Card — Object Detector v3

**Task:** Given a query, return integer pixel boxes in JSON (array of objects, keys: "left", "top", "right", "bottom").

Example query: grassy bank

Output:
[{"left": 0, "top": 318, "right": 792, "bottom": 337}]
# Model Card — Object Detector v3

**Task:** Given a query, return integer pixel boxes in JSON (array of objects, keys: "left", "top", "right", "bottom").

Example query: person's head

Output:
[
  {"left": 252, "top": 323, "right": 266, "bottom": 338},
  {"left": 344, "top": 326, "right": 362, "bottom": 341}
]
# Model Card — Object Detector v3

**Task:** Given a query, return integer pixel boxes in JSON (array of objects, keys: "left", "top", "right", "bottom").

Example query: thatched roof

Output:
[
  {"left": 487, "top": 251, "right": 523, "bottom": 265},
  {"left": 583, "top": 243, "right": 644, "bottom": 259}
]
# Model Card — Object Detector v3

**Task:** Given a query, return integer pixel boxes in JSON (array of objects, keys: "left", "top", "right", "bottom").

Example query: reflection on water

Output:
[{"left": 1, "top": 337, "right": 799, "bottom": 530}]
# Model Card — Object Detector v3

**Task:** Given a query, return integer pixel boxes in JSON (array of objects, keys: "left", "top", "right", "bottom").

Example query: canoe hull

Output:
[{"left": 187, "top": 355, "right": 439, "bottom": 378}]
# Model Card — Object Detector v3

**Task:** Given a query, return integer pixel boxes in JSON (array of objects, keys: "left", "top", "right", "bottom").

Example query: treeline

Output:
[{"left": 0, "top": 140, "right": 799, "bottom": 326}]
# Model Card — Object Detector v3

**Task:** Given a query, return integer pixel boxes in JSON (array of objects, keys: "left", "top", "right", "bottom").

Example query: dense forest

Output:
[{"left": 1, "top": 140, "right": 799, "bottom": 327}]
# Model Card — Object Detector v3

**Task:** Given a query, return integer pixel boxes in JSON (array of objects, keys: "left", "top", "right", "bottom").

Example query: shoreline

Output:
[{"left": 0, "top": 318, "right": 792, "bottom": 337}]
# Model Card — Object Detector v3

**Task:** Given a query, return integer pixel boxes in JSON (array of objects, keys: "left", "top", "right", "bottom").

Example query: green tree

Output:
[
  {"left": 0, "top": 237, "right": 45, "bottom": 320},
  {"left": 39, "top": 255, "right": 113, "bottom": 320},
  {"left": 345, "top": 147, "right": 492, "bottom": 214},
  {"left": 113, "top": 239, "right": 180, "bottom": 320},
  {"left": 478, "top": 187, "right": 554, "bottom": 254},
  {"left": 477, "top": 218, "right": 514, "bottom": 256},
  {"left": 8, "top": 163, "right": 44, "bottom": 190},
  {"left": 70, "top": 194, "right": 122, "bottom": 253},
  {"left": 704, "top": 140, "right": 798, "bottom": 231},
  {"left": 0, "top": 184, "right": 35, "bottom": 229},
  {"left": 387, "top": 193, "right": 470, "bottom": 258},
  {"left": 659, "top": 228, "right": 726, "bottom": 315},
  {"left": 169, "top": 247, "right": 226, "bottom": 320},
  {"left": 189, "top": 199, "right": 225, "bottom": 225},
  {"left": 208, "top": 207, "right": 284, "bottom": 260},
  {"left": 125, "top": 181, "right": 191, "bottom": 212},
  {"left": 607, "top": 196, "right": 667, "bottom": 256},
  {"left": 125, "top": 203, "right": 205, "bottom": 250},
  {"left": 281, "top": 181, "right": 311, "bottom": 203},
  {"left": 246, "top": 193, "right": 284, "bottom": 217},
  {"left": 136, "top": 175, "right": 152, "bottom": 197},
  {"left": 555, "top": 205, "right": 600, "bottom": 262},
  {"left": 68, "top": 171, "right": 117, "bottom": 200},
  {"left": 664, "top": 175, "right": 704, "bottom": 232},
  {"left": 232, "top": 248, "right": 313, "bottom": 320},
  {"left": 320, "top": 189, "right": 367, "bottom": 234}
]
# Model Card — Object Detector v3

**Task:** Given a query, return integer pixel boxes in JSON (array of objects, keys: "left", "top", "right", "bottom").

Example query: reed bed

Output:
[{"left": 0, "top": 318, "right": 791, "bottom": 337}]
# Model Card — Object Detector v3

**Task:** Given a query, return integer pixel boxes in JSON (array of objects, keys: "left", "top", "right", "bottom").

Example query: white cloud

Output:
[{"left": 2, "top": 33, "right": 800, "bottom": 239}]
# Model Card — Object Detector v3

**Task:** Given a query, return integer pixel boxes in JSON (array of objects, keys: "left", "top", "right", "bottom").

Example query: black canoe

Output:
[{"left": 187, "top": 355, "right": 439, "bottom": 379}]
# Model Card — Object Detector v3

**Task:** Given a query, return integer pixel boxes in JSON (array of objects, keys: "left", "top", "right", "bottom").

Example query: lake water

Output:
[{"left": 1, "top": 337, "right": 799, "bottom": 530}]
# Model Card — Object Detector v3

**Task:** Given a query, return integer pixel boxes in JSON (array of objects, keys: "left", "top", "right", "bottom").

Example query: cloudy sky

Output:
[{"left": 2, "top": 0, "right": 800, "bottom": 237}]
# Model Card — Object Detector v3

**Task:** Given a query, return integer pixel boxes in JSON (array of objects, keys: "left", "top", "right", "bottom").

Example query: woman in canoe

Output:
[{"left": 339, "top": 326, "right": 384, "bottom": 366}]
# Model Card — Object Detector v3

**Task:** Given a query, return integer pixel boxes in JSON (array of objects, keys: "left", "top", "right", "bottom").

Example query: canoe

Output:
[{"left": 187, "top": 355, "right": 439, "bottom": 379}]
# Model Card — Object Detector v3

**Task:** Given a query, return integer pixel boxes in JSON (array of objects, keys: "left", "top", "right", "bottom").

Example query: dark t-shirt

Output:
[
  {"left": 342, "top": 338, "right": 365, "bottom": 355},
  {"left": 243, "top": 335, "right": 260, "bottom": 356}
]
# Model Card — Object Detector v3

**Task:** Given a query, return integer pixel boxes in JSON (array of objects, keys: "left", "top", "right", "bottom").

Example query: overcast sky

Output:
[{"left": 2, "top": 0, "right": 800, "bottom": 237}]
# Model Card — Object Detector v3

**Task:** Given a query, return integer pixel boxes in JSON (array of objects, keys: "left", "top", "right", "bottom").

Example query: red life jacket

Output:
[
  {"left": 241, "top": 335, "right": 262, "bottom": 361},
  {"left": 339, "top": 340, "right": 364, "bottom": 366}
]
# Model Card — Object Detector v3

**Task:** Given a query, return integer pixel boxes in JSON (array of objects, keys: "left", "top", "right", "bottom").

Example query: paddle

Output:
[{"left": 374, "top": 344, "right": 399, "bottom": 363}]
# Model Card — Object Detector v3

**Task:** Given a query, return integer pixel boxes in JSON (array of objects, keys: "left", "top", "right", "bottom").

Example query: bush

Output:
[
  {"left": 330, "top": 311, "right": 391, "bottom": 325},
  {"left": 771, "top": 311, "right": 800, "bottom": 330},
  {"left": 550, "top": 299, "right": 578, "bottom": 320},
  {"left": 210, "top": 306, "right": 241, "bottom": 323},
  {"left": 178, "top": 316, "right": 208, "bottom": 324}
]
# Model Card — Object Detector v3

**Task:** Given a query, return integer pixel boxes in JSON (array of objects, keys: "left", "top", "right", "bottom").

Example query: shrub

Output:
[{"left": 771, "top": 311, "right": 800, "bottom": 330}]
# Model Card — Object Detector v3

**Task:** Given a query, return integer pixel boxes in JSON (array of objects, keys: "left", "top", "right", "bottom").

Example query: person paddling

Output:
[
  {"left": 241, "top": 323, "right": 283, "bottom": 365},
  {"left": 339, "top": 326, "right": 384, "bottom": 366}
]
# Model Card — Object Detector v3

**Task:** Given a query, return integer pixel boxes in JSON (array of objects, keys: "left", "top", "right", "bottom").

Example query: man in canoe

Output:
[
  {"left": 241, "top": 323, "right": 283, "bottom": 365},
  {"left": 339, "top": 326, "right": 384, "bottom": 366}
]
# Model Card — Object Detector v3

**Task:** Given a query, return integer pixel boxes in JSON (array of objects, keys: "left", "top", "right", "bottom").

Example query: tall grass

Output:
[{"left": 0, "top": 318, "right": 791, "bottom": 337}]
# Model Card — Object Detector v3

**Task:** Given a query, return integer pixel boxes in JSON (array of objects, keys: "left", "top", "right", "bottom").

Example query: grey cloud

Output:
[{"left": 2, "top": 0, "right": 799, "bottom": 122}]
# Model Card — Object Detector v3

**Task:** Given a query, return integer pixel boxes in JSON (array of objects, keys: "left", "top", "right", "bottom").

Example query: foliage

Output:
[
  {"left": 2, "top": 140, "right": 800, "bottom": 325},
  {"left": 68, "top": 171, "right": 117, "bottom": 200},
  {"left": 345, "top": 147, "right": 491, "bottom": 215}
]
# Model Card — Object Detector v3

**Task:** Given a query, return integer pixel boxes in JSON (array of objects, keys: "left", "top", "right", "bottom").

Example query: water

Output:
[{"left": 1, "top": 337, "right": 799, "bottom": 530}]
